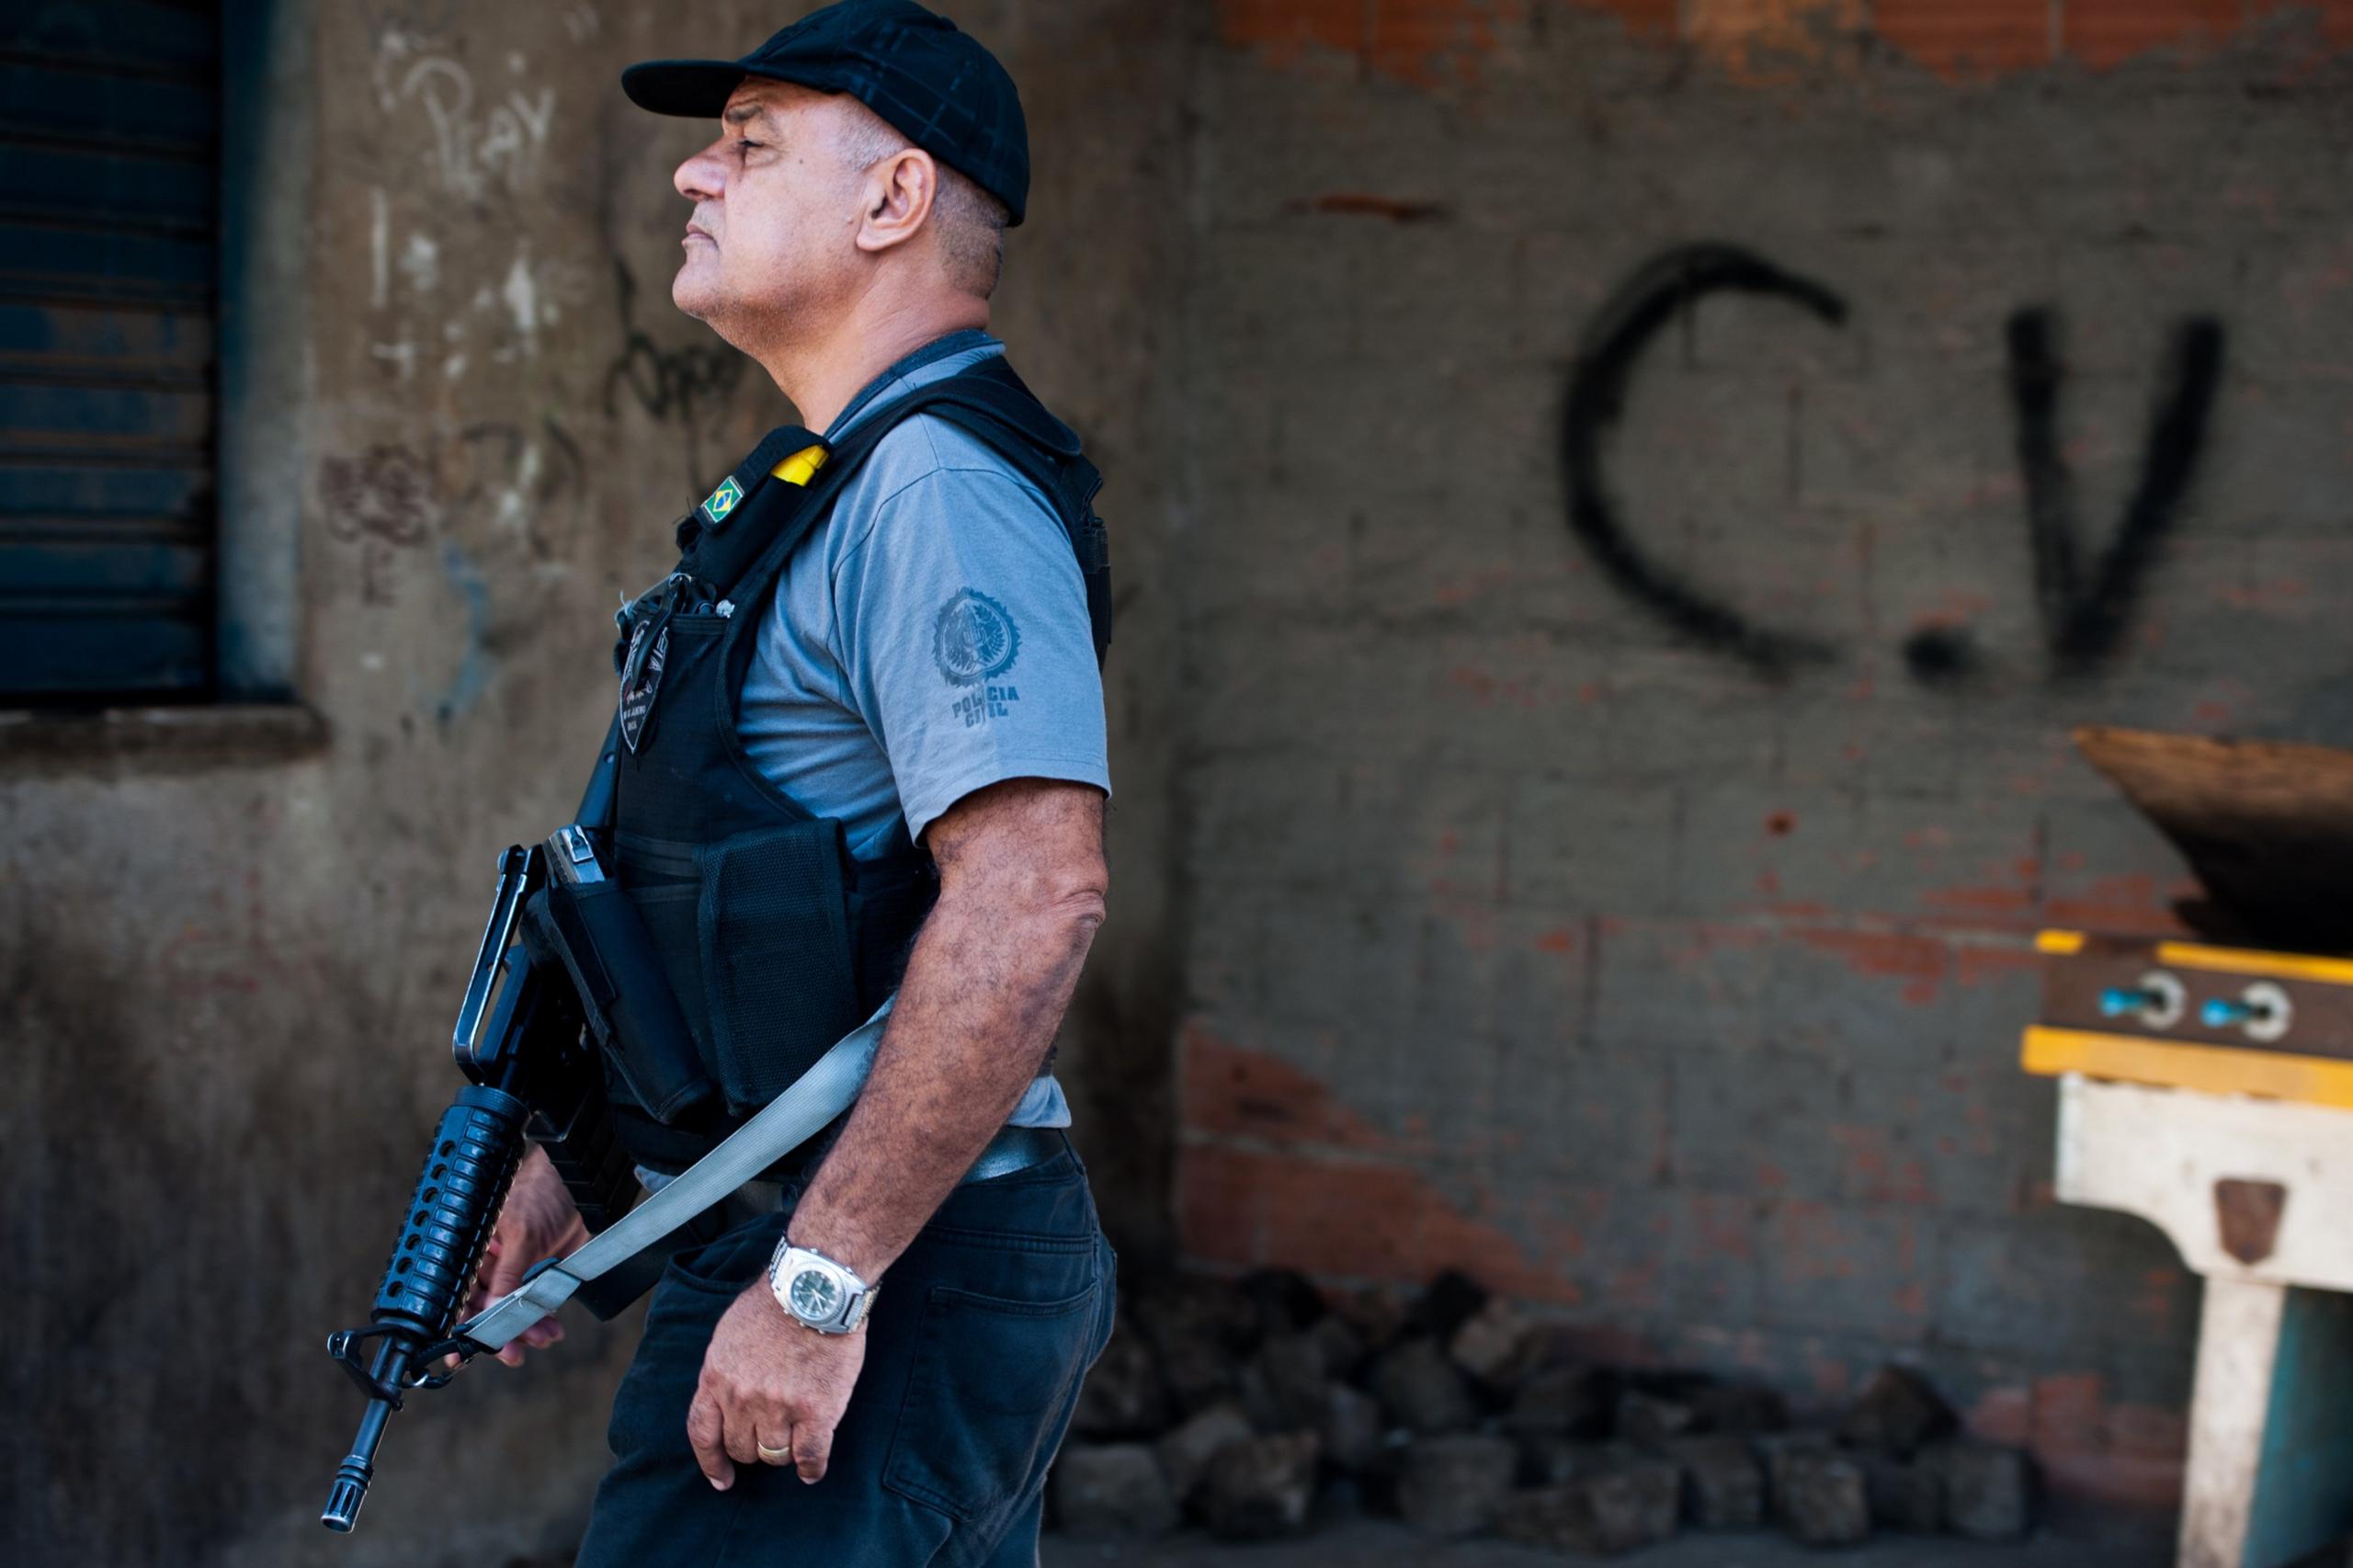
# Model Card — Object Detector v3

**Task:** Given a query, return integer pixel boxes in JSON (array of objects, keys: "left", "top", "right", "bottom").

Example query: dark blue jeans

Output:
[{"left": 574, "top": 1142, "right": 1114, "bottom": 1568}]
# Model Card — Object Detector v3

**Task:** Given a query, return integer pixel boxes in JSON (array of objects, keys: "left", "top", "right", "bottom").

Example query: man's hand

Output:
[
  {"left": 465, "top": 1145, "right": 590, "bottom": 1367},
  {"left": 688, "top": 1285, "right": 867, "bottom": 1489}
]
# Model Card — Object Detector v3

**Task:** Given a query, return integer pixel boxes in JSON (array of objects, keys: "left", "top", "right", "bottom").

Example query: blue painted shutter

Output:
[{"left": 0, "top": 1, "right": 220, "bottom": 702}]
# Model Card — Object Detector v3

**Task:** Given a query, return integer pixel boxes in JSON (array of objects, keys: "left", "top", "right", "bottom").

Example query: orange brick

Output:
[
  {"left": 1175, "top": 1142, "right": 1577, "bottom": 1296},
  {"left": 2063, "top": 0, "right": 2245, "bottom": 69},
  {"left": 1178, "top": 1142, "right": 1430, "bottom": 1277},
  {"left": 1176, "top": 1142, "right": 1267, "bottom": 1268},
  {"left": 1179, "top": 1026, "right": 1405, "bottom": 1153},
  {"left": 1566, "top": 0, "right": 1682, "bottom": 41},
  {"left": 1215, "top": 0, "right": 1363, "bottom": 66},
  {"left": 1367, "top": 0, "right": 1526, "bottom": 86},
  {"left": 1874, "top": 0, "right": 2054, "bottom": 78}
]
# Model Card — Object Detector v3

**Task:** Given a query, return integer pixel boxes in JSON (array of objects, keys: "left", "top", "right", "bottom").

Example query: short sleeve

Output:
[{"left": 830, "top": 449, "right": 1110, "bottom": 845}]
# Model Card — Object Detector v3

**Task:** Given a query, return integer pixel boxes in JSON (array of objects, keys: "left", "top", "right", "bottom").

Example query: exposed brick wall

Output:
[
  {"left": 1173, "top": 2, "right": 2353, "bottom": 1510},
  {"left": 1218, "top": 0, "right": 2353, "bottom": 82}
]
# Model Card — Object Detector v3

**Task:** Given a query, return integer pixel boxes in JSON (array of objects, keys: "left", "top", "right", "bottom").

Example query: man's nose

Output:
[{"left": 675, "top": 141, "right": 726, "bottom": 203}]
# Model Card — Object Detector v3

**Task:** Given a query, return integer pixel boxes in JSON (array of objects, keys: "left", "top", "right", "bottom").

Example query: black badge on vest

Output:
[{"left": 619, "top": 619, "right": 670, "bottom": 754}]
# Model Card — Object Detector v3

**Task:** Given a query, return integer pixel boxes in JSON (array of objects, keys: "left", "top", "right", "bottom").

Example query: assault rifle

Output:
[
  {"left": 319, "top": 824, "right": 892, "bottom": 1533},
  {"left": 318, "top": 840, "right": 638, "bottom": 1532}
]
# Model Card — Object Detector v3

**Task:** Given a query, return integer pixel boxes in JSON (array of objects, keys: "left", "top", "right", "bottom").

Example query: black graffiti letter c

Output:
[{"left": 1561, "top": 244, "right": 1850, "bottom": 676}]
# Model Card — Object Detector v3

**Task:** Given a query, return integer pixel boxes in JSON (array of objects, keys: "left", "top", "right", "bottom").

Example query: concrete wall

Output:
[
  {"left": 0, "top": 2, "right": 1188, "bottom": 1563},
  {"left": 1171, "top": 0, "right": 2353, "bottom": 1516}
]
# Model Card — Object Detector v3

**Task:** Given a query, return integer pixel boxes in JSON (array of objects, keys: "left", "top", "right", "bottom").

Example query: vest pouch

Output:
[
  {"left": 697, "top": 819, "right": 865, "bottom": 1113},
  {"left": 541, "top": 876, "right": 715, "bottom": 1124}
]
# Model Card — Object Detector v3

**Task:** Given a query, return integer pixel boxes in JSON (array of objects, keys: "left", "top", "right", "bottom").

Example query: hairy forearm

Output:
[{"left": 785, "top": 816, "right": 1104, "bottom": 1280}]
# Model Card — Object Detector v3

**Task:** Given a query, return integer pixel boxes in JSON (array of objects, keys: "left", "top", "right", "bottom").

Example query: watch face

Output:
[{"left": 790, "top": 1267, "right": 844, "bottom": 1321}]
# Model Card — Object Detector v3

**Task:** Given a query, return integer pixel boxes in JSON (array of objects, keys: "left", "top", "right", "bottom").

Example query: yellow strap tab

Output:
[{"left": 771, "top": 444, "right": 829, "bottom": 488}]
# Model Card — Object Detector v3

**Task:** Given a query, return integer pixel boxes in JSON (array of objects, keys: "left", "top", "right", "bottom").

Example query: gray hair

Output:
[{"left": 836, "top": 113, "right": 1009, "bottom": 300}]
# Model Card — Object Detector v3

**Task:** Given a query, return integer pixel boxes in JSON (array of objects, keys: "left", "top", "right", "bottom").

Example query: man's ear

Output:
[{"left": 854, "top": 148, "right": 938, "bottom": 256}]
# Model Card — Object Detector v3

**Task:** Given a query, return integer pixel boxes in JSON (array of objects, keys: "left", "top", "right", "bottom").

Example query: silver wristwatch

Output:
[{"left": 767, "top": 1241, "right": 877, "bottom": 1335}]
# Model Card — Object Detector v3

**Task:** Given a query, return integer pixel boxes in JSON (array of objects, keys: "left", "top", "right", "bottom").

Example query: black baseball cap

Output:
[{"left": 621, "top": 0, "right": 1029, "bottom": 226}]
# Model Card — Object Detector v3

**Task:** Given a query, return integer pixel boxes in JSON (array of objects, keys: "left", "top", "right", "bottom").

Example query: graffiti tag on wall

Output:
[{"left": 1563, "top": 243, "right": 2226, "bottom": 684}]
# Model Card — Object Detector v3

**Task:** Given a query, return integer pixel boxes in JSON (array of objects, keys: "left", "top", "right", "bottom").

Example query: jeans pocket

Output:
[
  {"left": 882, "top": 1272, "right": 1104, "bottom": 1521},
  {"left": 603, "top": 1216, "right": 786, "bottom": 1460},
  {"left": 665, "top": 1211, "right": 788, "bottom": 1295}
]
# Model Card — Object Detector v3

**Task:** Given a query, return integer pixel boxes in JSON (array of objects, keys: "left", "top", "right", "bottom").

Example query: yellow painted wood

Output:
[
  {"left": 2154, "top": 941, "right": 2353, "bottom": 990},
  {"left": 2020, "top": 1025, "right": 2353, "bottom": 1108}
]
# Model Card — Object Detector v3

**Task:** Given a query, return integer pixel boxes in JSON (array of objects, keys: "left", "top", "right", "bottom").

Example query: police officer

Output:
[{"left": 469, "top": 3, "right": 1118, "bottom": 1561}]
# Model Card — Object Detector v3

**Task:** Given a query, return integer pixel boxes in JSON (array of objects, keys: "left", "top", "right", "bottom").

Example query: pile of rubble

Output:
[{"left": 1051, "top": 1270, "right": 2032, "bottom": 1552}]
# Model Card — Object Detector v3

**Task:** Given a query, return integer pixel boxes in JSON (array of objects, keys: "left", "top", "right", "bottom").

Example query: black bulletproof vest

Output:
[{"left": 596, "top": 357, "right": 1111, "bottom": 1171}]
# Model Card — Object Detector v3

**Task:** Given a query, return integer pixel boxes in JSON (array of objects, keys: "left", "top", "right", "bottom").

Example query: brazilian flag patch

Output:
[{"left": 699, "top": 475, "right": 745, "bottom": 526}]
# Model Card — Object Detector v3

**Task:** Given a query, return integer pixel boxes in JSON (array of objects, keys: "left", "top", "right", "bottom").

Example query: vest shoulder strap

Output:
[{"left": 689, "top": 359, "right": 1113, "bottom": 661}]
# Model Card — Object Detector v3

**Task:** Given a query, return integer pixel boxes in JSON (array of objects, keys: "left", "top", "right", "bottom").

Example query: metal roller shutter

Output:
[{"left": 0, "top": 0, "right": 220, "bottom": 704}]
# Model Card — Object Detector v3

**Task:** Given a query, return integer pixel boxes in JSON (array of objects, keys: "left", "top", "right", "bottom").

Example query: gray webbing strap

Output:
[{"left": 458, "top": 997, "right": 892, "bottom": 1352}]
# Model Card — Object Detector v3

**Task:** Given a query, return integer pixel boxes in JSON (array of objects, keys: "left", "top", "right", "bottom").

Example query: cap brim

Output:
[{"left": 620, "top": 59, "right": 754, "bottom": 119}]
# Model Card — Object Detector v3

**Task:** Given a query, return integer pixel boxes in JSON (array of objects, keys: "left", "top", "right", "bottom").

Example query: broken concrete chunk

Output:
[
  {"left": 1197, "top": 1431, "right": 1322, "bottom": 1540},
  {"left": 1246, "top": 1330, "right": 1333, "bottom": 1431},
  {"left": 1237, "top": 1266, "right": 1326, "bottom": 1339},
  {"left": 1070, "top": 1317, "right": 1171, "bottom": 1438},
  {"left": 1320, "top": 1381, "right": 1386, "bottom": 1472},
  {"left": 1496, "top": 1457, "right": 1681, "bottom": 1555},
  {"left": 1689, "top": 1381, "right": 1789, "bottom": 1435},
  {"left": 1052, "top": 1442, "right": 1178, "bottom": 1537},
  {"left": 1754, "top": 1427, "right": 1836, "bottom": 1519},
  {"left": 1927, "top": 1441, "right": 2030, "bottom": 1540},
  {"left": 1396, "top": 1433, "right": 1518, "bottom": 1537},
  {"left": 1154, "top": 1403, "right": 1253, "bottom": 1506},
  {"left": 1448, "top": 1295, "right": 1536, "bottom": 1383},
  {"left": 1662, "top": 1434, "right": 1764, "bottom": 1528},
  {"left": 1406, "top": 1269, "right": 1492, "bottom": 1342},
  {"left": 1370, "top": 1336, "right": 1478, "bottom": 1435},
  {"left": 1837, "top": 1365, "right": 1956, "bottom": 1458},
  {"left": 1308, "top": 1311, "right": 1367, "bottom": 1381},
  {"left": 1616, "top": 1389, "right": 1697, "bottom": 1446},
  {"left": 1779, "top": 1450, "right": 1870, "bottom": 1547},
  {"left": 1502, "top": 1362, "right": 1608, "bottom": 1439},
  {"left": 1860, "top": 1450, "right": 1944, "bottom": 1532}
]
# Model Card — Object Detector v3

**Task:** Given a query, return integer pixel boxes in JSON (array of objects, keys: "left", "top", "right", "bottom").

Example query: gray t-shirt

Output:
[{"left": 736, "top": 334, "right": 1108, "bottom": 1128}]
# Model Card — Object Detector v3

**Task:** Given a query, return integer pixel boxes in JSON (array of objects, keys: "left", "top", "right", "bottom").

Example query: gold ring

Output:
[{"left": 757, "top": 1440, "right": 793, "bottom": 1463}]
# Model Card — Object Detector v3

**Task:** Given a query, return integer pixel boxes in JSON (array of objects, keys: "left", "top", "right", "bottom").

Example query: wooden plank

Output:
[
  {"left": 2022, "top": 1026, "right": 2353, "bottom": 1108},
  {"left": 2074, "top": 726, "right": 2353, "bottom": 951}
]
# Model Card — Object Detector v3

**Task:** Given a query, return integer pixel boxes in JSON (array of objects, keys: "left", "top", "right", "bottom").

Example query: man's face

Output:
[{"left": 671, "top": 81, "right": 865, "bottom": 338}]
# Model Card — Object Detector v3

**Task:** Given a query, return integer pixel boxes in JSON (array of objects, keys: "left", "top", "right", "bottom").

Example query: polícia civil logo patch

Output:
[
  {"left": 934, "top": 588, "right": 1024, "bottom": 729},
  {"left": 933, "top": 588, "right": 1021, "bottom": 685}
]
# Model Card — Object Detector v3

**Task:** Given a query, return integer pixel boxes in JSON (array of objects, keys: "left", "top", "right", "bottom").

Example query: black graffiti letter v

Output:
[{"left": 2004, "top": 308, "right": 2225, "bottom": 673}]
